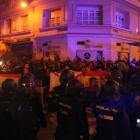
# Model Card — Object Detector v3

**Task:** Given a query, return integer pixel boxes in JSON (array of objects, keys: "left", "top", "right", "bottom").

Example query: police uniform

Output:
[
  {"left": 49, "top": 79, "right": 89, "bottom": 140},
  {"left": 55, "top": 95, "right": 89, "bottom": 140},
  {"left": 10, "top": 75, "right": 47, "bottom": 140},
  {"left": 0, "top": 79, "right": 20, "bottom": 140},
  {"left": 92, "top": 80, "right": 132, "bottom": 140},
  {"left": 93, "top": 98, "right": 132, "bottom": 140},
  {"left": 122, "top": 72, "right": 140, "bottom": 140}
]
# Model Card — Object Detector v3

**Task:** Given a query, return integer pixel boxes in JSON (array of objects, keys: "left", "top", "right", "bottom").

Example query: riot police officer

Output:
[
  {"left": 10, "top": 75, "right": 47, "bottom": 140},
  {"left": 54, "top": 79, "right": 89, "bottom": 140},
  {"left": 92, "top": 80, "right": 132, "bottom": 140},
  {"left": 108, "top": 70, "right": 123, "bottom": 84},
  {"left": 0, "top": 78, "right": 19, "bottom": 140},
  {"left": 99, "top": 70, "right": 123, "bottom": 98},
  {"left": 125, "top": 72, "right": 140, "bottom": 140},
  {"left": 49, "top": 69, "right": 74, "bottom": 101},
  {"left": 24, "top": 72, "right": 36, "bottom": 81}
]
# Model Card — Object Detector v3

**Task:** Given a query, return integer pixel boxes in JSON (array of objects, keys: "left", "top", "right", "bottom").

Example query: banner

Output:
[
  {"left": 50, "top": 71, "right": 110, "bottom": 91},
  {"left": 0, "top": 74, "right": 21, "bottom": 91},
  {"left": 76, "top": 50, "right": 102, "bottom": 61}
]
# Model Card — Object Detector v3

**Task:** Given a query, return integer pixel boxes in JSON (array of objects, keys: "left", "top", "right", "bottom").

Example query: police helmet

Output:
[
  {"left": 130, "top": 72, "right": 140, "bottom": 91},
  {"left": 2, "top": 78, "right": 17, "bottom": 92},
  {"left": 24, "top": 73, "right": 36, "bottom": 81},
  {"left": 108, "top": 70, "right": 123, "bottom": 84},
  {"left": 17, "top": 75, "right": 35, "bottom": 96},
  {"left": 59, "top": 70, "right": 74, "bottom": 84},
  {"left": 66, "top": 79, "right": 84, "bottom": 98},
  {"left": 103, "top": 80, "right": 120, "bottom": 97}
]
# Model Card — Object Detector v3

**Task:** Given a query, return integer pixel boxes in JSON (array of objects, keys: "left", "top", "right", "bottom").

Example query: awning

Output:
[
  {"left": 127, "top": 42, "right": 140, "bottom": 46},
  {"left": 11, "top": 42, "right": 33, "bottom": 54}
]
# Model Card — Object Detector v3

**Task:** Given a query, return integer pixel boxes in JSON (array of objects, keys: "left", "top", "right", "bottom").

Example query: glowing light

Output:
[
  {"left": 21, "top": 2, "right": 27, "bottom": 7},
  {"left": 0, "top": 62, "right": 2, "bottom": 65},
  {"left": 136, "top": 27, "right": 139, "bottom": 33}
]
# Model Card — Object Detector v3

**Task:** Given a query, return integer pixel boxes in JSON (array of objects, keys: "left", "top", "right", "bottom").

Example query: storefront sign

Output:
[
  {"left": 48, "top": 46, "right": 60, "bottom": 50},
  {"left": 85, "top": 45, "right": 102, "bottom": 49},
  {"left": 76, "top": 50, "right": 102, "bottom": 61},
  {"left": 121, "top": 46, "right": 129, "bottom": 51}
]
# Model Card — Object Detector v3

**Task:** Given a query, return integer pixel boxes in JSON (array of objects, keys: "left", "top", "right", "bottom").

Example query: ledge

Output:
[
  {"left": 1, "top": 30, "right": 31, "bottom": 37},
  {"left": 39, "top": 24, "right": 68, "bottom": 32}
]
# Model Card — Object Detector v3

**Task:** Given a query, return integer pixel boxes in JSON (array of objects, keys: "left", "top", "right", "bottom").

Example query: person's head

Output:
[
  {"left": 66, "top": 79, "right": 84, "bottom": 99},
  {"left": 24, "top": 63, "right": 29, "bottom": 69},
  {"left": 24, "top": 73, "right": 36, "bottom": 82},
  {"left": 108, "top": 70, "right": 123, "bottom": 84},
  {"left": 125, "top": 63, "right": 129, "bottom": 71},
  {"left": 59, "top": 70, "right": 74, "bottom": 85},
  {"left": 103, "top": 80, "right": 120, "bottom": 101},
  {"left": 136, "top": 63, "right": 139, "bottom": 69},
  {"left": 2, "top": 78, "right": 17, "bottom": 94},
  {"left": 89, "top": 77, "right": 98, "bottom": 87},
  {"left": 6, "top": 61, "right": 10, "bottom": 66},
  {"left": 113, "top": 63, "right": 117, "bottom": 67},
  {"left": 81, "top": 66, "right": 86, "bottom": 73},
  {"left": 2, "top": 67, "right": 7, "bottom": 73},
  {"left": 17, "top": 75, "right": 35, "bottom": 97},
  {"left": 130, "top": 72, "right": 140, "bottom": 93},
  {"left": 64, "top": 64, "right": 69, "bottom": 70},
  {"left": 43, "top": 65, "right": 47, "bottom": 70}
]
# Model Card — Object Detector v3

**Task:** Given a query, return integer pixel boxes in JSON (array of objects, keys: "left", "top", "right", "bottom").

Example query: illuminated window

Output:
[
  {"left": 116, "top": 11, "right": 126, "bottom": 29},
  {"left": 76, "top": 6, "right": 103, "bottom": 25},
  {"left": 4, "top": 19, "right": 11, "bottom": 34},
  {"left": 21, "top": 15, "right": 28, "bottom": 31}
]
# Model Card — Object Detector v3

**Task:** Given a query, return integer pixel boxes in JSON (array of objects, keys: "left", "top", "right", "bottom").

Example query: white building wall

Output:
[
  {"left": 0, "top": 0, "right": 140, "bottom": 61},
  {"left": 67, "top": 34, "right": 111, "bottom": 61}
]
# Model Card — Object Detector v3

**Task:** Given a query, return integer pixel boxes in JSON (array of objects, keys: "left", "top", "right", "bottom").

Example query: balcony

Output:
[{"left": 49, "top": 17, "right": 61, "bottom": 27}]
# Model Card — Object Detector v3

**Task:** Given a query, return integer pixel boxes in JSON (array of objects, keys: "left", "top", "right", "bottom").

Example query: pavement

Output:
[{"left": 37, "top": 103, "right": 97, "bottom": 140}]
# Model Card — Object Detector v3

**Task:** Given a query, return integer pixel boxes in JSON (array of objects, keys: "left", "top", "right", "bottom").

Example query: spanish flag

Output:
[{"left": 0, "top": 40, "right": 10, "bottom": 57}]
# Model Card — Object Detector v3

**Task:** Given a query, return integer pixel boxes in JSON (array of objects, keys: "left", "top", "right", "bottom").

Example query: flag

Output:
[
  {"left": 0, "top": 74, "right": 21, "bottom": 92},
  {"left": 0, "top": 40, "right": 10, "bottom": 57},
  {"left": 83, "top": 71, "right": 110, "bottom": 88},
  {"left": 49, "top": 71, "right": 83, "bottom": 91},
  {"left": 49, "top": 71, "right": 110, "bottom": 91}
]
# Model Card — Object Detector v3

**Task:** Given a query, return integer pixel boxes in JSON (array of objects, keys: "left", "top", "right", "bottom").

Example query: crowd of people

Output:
[{"left": 0, "top": 56, "right": 140, "bottom": 140}]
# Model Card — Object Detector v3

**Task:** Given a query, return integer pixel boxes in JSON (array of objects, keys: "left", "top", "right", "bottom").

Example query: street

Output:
[{"left": 37, "top": 103, "right": 97, "bottom": 140}]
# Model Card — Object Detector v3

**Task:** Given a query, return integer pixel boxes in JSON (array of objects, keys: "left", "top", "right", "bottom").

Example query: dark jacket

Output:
[
  {"left": 0, "top": 91, "right": 21, "bottom": 140},
  {"left": 10, "top": 92, "right": 47, "bottom": 140},
  {"left": 123, "top": 92, "right": 140, "bottom": 140},
  {"left": 93, "top": 98, "right": 132, "bottom": 140},
  {"left": 54, "top": 95, "right": 89, "bottom": 140}
]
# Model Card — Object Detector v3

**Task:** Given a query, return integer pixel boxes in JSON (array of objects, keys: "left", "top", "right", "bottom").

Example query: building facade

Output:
[{"left": 0, "top": 0, "right": 140, "bottom": 62}]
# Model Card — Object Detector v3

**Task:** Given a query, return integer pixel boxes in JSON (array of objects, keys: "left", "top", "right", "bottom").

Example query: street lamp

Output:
[{"left": 21, "top": 2, "right": 27, "bottom": 7}]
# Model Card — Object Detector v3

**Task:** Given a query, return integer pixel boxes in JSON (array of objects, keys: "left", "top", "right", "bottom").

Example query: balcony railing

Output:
[
  {"left": 21, "top": 25, "right": 28, "bottom": 31},
  {"left": 116, "top": 20, "right": 126, "bottom": 29},
  {"left": 49, "top": 17, "right": 61, "bottom": 27},
  {"left": 77, "top": 16, "right": 101, "bottom": 25}
]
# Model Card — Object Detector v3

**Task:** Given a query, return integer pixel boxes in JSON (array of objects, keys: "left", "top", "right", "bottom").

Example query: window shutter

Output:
[{"left": 99, "top": 6, "right": 103, "bottom": 24}]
